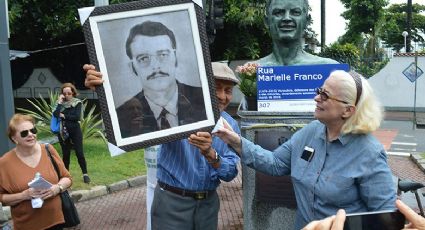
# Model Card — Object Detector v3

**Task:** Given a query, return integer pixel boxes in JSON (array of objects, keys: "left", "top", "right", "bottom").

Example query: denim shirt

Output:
[
  {"left": 157, "top": 111, "right": 240, "bottom": 191},
  {"left": 241, "top": 120, "right": 396, "bottom": 229}
]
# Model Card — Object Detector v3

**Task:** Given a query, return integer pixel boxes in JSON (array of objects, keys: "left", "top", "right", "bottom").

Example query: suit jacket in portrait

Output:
[{"left": 116, "top": 81, "right": 207, "bottom": 138}]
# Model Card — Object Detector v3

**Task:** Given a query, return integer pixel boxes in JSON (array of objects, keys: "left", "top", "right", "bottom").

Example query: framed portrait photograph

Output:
[{"left": 82, "top": 0, "right": 219, "bottom": 152}]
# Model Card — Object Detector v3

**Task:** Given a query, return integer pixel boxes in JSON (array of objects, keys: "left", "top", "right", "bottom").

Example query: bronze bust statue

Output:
[{"left": 257, "top": 0, "right": 338, "bottom": 66}]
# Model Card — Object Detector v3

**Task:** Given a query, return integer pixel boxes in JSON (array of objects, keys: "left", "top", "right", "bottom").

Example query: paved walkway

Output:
[
  {"left": 68, "top": 168, "right": 243, "bottom": 230},
  {"left": 62, "top": 125, "right": 425, "bottom": 230}
]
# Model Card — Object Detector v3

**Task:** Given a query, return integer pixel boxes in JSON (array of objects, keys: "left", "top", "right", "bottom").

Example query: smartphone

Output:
[{"left": 343, "top": 210, "right": 405, "bottom": 230}]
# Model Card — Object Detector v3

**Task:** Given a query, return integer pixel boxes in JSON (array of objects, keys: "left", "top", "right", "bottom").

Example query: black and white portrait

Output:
[{"left": 83, "top": 0, "right": 218, "bottom": 151}]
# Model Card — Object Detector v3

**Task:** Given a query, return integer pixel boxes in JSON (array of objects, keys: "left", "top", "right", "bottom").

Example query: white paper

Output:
[
  {"left": 28, "top": 175, "right": 52, "bottom": 190},
  {"left": 108, "top": 142, "right": 127, "bottom": 157},
  {"left": 211, "top": 116, "right": 233, "bottom": 133},
  {"left": 78, "top": 7, "right": 95, "bottom": 25},
  {"left": 31, "top": 198, "right": 44, "bottom": 208},
  {"left": 192, "top": 0, "right": 203, "bottom": 8}
]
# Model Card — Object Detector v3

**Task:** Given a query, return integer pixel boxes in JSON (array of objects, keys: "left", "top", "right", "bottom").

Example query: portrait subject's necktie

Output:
[{"left": 159, "top": 108, "right": 171, "bottom": 129}]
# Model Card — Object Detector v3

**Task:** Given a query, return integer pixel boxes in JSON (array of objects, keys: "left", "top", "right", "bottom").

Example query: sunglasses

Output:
[
  {"left": 20, "top": 127, "right": 38, "bottom": 138},
  {"left": 316, "top": 87, "right": 349, "bottom": 104}
]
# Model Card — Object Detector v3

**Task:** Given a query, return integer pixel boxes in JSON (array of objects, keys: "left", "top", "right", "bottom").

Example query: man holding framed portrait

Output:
[{"left": 84, "top": 62, "right": 241, "bottom": 230}]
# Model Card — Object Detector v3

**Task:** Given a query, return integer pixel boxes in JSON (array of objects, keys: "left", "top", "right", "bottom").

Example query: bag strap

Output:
[{"left": 45, "top": 144, "right": 61, "bottom": 180}]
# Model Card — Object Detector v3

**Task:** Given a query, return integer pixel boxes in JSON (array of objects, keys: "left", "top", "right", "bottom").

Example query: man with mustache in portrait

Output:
[{"left": 115, "top": 20, "right": 207, "bottom": 137}]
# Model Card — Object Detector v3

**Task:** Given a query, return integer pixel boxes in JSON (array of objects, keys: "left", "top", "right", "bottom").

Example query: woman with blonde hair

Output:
[
  {"left": 0, "top": 114, "right": 72, "bottom": 229},
  {"left": 53, "top": 83, "right": 90, "bottom": 183},
  {"left": 214, "top": 70, "right": 396, "bottom": 229}
]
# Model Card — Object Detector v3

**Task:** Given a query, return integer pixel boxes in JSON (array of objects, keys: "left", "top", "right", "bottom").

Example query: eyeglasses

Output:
[
  {"left": 135, "top": 50, "right": 174, "bottom": 67},
  {"left": 316, "top": 87, "right": 349, "bottom": 104},
  {"left": 63, "top": 92, "right": 73, "bottom": 96},
  {"left": 20, "top": 127, "right": 38, "bottom": 138}
]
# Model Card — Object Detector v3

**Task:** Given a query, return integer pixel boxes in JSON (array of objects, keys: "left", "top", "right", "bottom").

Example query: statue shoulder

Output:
[
  {"left": 256, "top": 52, "right": 339, "bottom": 66},
  {"left": 256, "top": 54, "right": 278, "bottom": 66},
  {"left": 302, "top": 53, "right": 339, "bottom": 64}
]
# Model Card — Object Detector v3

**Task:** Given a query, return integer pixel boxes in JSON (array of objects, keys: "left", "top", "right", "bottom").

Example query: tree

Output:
[
  {"left": 8, "top": 0, "right": 133, "bottom": 89},
  {"left": 210, "top": 0, "right": 319, "bottom": 61},
  {"left": 380, "top": 3, "right": 425, "bottom": 52},
  {"left": 339, "top": 0, "right": 389, "bottom": 56},
  {"left": 8, "top": 0, "right": 90, "bottom": 50},
  {"left": 8, "top": 0, "right": 133, "bottom": 51}
]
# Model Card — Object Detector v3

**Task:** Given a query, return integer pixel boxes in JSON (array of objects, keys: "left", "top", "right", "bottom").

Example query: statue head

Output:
[{"left": 264, "top": 0, "right": 310, "bottom": 43}]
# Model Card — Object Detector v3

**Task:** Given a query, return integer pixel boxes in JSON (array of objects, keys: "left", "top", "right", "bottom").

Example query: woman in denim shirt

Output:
[{"left": 215, "top": 70, "right": 396, "bottom": 229}]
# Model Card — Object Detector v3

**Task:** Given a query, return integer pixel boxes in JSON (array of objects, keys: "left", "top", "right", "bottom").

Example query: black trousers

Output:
[{"left": 58, "top": 124, "right": 88, "bottom": 174}]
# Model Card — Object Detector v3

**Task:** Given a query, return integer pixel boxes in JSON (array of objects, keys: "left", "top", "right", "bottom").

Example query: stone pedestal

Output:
[{"left": 238, "top": 110, "right": 314, "bottom": 230}]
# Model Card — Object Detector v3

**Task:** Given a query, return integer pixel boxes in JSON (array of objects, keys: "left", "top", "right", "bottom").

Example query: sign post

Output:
[
  {"left": 402, "top": 54, "right": 423, "bottom": 129},
  {"left": 414, "top": 52, "right": 418, "bottom": 129},
  {"left": 0, "top": 0, "right": 15, "bottom": 156}
]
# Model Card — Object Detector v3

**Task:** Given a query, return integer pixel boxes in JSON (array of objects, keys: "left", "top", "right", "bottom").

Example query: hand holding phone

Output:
[
  {"left": 343, "top": 210, "right": 405, "bottom": 230},
  {"left": 58, "top": 94, "right": 65, "bottom": 104}
]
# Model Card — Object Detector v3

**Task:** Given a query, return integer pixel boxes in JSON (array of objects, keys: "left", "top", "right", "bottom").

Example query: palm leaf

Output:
[{"left": 17, "top": 91, "right": 106, "bottom": 143}]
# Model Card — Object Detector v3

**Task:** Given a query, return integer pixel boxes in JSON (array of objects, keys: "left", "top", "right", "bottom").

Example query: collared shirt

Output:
[
  {"left": 241, "top": 120, "right": 396, "bottom": 229},
  {"left": 157, "top": 111, "right": 240, "bottom": 191},
  {"left": 145, "top": 87, "right": 179, "bottom": 128}
]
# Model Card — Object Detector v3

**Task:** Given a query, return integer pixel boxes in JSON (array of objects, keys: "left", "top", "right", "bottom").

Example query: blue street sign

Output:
[
  {"left": 403, "top": 62, "right": 423, "bottom": 83},
  {"left": 257, "top": 64, "right": 350, "bottom": 112}
]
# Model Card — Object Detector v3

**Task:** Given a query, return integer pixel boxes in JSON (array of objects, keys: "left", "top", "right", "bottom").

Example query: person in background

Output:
[
  {"left": 0, "top": 114, "right": 72, "bottom": 230},
  {"left": 84, "top": 62, "right": 241, "bottom": 230},
  {"left": 302, "top": 200, "right": 425, "bottom": 230},
  {"left": 214, "top": 70, "right": 396, "bottom": 229},
  {"left": 53, "top": 83, "right": 90, "bottom": 184}
]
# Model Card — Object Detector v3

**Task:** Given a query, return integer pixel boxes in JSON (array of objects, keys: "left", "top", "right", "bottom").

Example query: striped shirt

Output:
[{"left": 157, "top": 111, "right": 240, "bottom": 191}]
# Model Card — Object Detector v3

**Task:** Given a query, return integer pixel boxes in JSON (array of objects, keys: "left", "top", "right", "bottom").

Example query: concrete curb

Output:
[
  {"left": 411, "top": 153, "right": 425, "bottom": 173},
  {"left": 1, "top": 175, "right": 147, "bottom": 221},
  {"left": 70, "top": 175, "right": 146, "bottom": 202}
]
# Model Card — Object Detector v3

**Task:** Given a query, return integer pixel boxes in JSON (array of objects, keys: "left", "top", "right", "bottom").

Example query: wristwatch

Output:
[
  {"left": 208, "top": 150, "right": 220, "bottom": 164},
  {"left": 58, "top": 184, "right": 64, "bottom": 193}
]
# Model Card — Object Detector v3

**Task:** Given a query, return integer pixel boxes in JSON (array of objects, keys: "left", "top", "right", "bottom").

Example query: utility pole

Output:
[
  {"left": 0, "top": 0, "right": 15, "bottom": 156},
  {"left": 406, "top": 0, "right": 412, "bottom": 53},
  {"left": 320, "top": 0, "right": 326, "bottom": 52},
  {"left": 413, "top": 51, "right": 418, "bottom": 129}
]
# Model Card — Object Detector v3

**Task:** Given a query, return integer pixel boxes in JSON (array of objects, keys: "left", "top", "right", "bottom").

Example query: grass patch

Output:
[
  {"left": 49, "top": 136, "right": 146, "bottom": 190},
  {"left": 36, "top": 123, "right": 54, "bottom": 140}
]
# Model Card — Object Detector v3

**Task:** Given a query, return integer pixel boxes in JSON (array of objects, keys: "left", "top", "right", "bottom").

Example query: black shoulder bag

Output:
[{"left": 45, "top": 144, "right": 80, "bottom": 228}]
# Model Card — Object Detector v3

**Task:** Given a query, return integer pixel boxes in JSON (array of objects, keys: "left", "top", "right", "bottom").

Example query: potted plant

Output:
[{"left": 235, "top": 62, "right": 260, "bottom": 110}]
